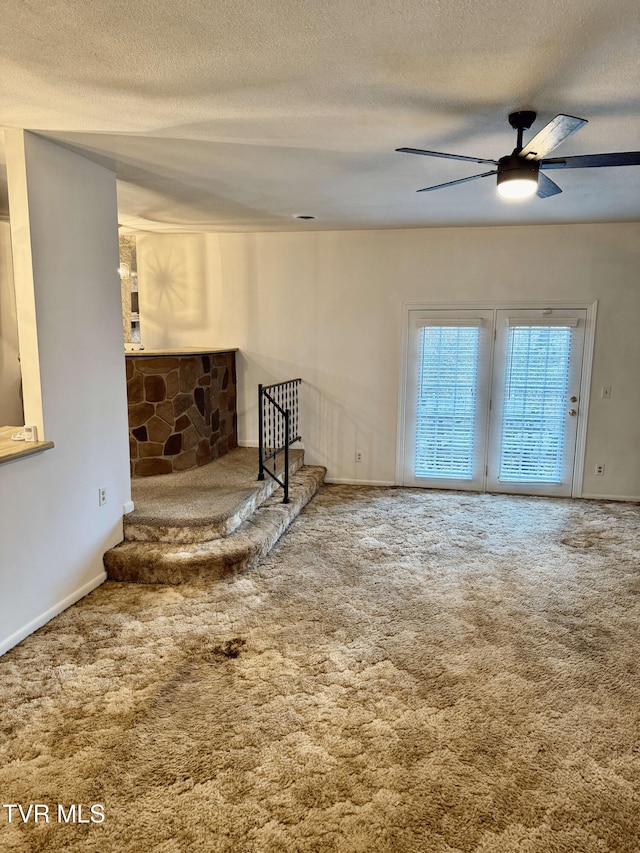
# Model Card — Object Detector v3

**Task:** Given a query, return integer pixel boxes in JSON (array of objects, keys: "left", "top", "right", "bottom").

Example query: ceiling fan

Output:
[{"left": 396, "top": 111, "right": 640, "bottom": 200}]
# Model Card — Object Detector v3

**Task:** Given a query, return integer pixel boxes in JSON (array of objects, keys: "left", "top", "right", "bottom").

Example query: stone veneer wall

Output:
[{"left": 127, "top": 351, "right": 237, "bottom": 476}]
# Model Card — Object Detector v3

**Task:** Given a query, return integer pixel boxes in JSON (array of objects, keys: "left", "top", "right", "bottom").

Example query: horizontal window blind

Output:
[
  {"left": 415, "top": 325, "right": 479, "bottom": 479},
  {"left": 507, "top": 317, "right": 578, "bottom": 327},
  {"left": 499, "top": 325, "right": 572, "bottom": 483},
  {"left": 417, "top": 318, "right": 485, "bottom": 327}
]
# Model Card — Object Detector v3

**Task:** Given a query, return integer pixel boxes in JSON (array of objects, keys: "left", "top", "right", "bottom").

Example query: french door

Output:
[{"left": 403, "top": 307, "right": 588, "bottom": 497}]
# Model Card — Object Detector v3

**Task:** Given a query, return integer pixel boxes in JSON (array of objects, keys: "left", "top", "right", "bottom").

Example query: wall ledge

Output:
[
  {"left": 125, "top": 347, "right": 238, "bottom": 357},
  {"left": 0, "top": 425, "right": 54, "bottom": 466}
]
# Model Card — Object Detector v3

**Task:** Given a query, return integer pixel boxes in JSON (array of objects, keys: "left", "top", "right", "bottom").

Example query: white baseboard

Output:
[
  {"left": 0, "top": 571, "right": 106, "bottom": 658},
  {"left": 321, "top": 483, "right": 639, "bottom": 499},
  {"left": 579, "top": 493, "right": 640, "bottom": 503},
  {"left": 324, "top": 477, "right": 397, "bottom": 487}
]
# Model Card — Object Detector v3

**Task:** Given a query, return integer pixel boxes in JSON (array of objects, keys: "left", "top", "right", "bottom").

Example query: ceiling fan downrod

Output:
[{"left": 508, "top": 110, "right": 537, "bottom": 154}]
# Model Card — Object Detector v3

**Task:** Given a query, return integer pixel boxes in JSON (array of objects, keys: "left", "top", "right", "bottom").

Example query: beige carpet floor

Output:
[{"left": 1, "top": 486, "right": 639, "bottom": 852}]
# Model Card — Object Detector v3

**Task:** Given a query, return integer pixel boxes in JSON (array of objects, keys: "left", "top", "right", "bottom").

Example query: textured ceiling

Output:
[{"left": 1, "top": 0, "right": 639, "bottom": 231}]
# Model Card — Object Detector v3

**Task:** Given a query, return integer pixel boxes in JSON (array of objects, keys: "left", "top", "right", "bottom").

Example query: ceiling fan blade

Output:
[
  {"left": 537, "top": 172, "right": 563, "bottom": 198},
  {"left": 416, "top": 171, "right": 497, "bottom": 193},
  {"left": 396, "top": 147, "right": 497, "bottom": 165},
  {"left": 540, "top": 151, "right": 640, "bottom": 169},
  {"left": 520, "top": 114, "right": 587, "bottom": 160}
]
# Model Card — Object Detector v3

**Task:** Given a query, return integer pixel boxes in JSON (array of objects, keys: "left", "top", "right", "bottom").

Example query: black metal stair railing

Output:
[{"left": 258, "top": 378, "right": 302, "bottom": 503}]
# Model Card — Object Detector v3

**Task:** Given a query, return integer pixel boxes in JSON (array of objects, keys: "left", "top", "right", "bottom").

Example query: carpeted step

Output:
[
  {"left": 104, "top": 465, "right": 326, "bottom": 584},
  {"left": 125, "top": 447, "right": 305, "bottom": 544}
]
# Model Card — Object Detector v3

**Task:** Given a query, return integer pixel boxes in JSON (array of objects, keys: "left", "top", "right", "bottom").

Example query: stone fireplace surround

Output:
[{"left": 126, "top": 349, "right": 237, "bottom": 477}]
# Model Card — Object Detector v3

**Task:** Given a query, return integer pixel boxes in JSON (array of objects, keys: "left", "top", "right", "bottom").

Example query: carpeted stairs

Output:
[{"left": 104, "top": 447, "right": 326, "bottom": 584}]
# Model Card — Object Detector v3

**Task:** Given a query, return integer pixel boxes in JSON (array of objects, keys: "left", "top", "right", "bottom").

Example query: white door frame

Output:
[{"left": 396, "top": 301, "right": 598, "bottom": 497}]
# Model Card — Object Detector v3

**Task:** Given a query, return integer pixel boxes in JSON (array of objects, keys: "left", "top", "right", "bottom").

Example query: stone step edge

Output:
[
  {"left": 124, "top": 453, "right": 305, "bottom": 544},
  {"left": 104, "top": 465, "right": 326, "bottom": 585}
]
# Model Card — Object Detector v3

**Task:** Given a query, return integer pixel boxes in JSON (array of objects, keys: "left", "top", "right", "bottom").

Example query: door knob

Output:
[
  {"left": 569, "top": 409, "right": 577, "bottom": 416},
  {"left": 570, "top": 396, "right": 578, "bottom": 402}
]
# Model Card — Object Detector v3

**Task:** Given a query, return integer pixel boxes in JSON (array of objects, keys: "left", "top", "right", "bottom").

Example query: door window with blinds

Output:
[
  {"left": 403, "top": 308, "right": 588, "bottom": 497},
  {"left": 404, "top": 310, "right": 493, "bottom": 492}
]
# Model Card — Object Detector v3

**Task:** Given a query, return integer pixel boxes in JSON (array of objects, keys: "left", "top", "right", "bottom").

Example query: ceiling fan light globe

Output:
[
  {"left": 496, "top": 155, "right": 540, "bottom": 200},
  {"left": 497, "top": 178, "right": 538, "bottom": 199}
]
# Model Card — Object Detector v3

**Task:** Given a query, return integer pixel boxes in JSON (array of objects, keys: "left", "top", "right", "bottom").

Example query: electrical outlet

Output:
[
  {"left": 601, "top": 386, "right": 612, "bottom": 399},
  {"left": 355, "top": 451, "right": 363, "bottom": 463},
  {"left": 98, "top": 487, "right": 107, "bottom": 506},
  {"left": 595, "top": 464, "right": 605, "bottom": 476}
]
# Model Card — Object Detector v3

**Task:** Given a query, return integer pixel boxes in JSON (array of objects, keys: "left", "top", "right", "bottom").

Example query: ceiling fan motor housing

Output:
[{"left": 497, "top": 154, "right": 540, "bottom": 194}]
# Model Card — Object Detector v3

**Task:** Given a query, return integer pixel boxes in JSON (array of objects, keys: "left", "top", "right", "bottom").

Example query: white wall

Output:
[
  {"left": 136, "top": 233, "right": 216, "bottom": 350},
  {"left": 0, "top": 131, "right": 131, "bottom": 656},
  {"left": 136, "top": 223, "right": 640, "bottom": 500},
  {"left": 0, "top": 222, "right": 23, "bottom": 425}
]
